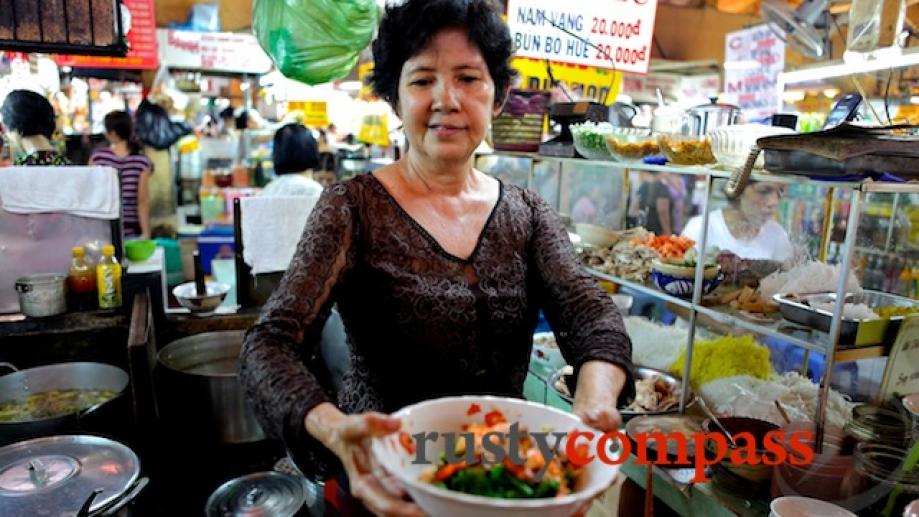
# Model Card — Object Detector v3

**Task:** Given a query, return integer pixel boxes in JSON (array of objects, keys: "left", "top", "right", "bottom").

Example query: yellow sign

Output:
[
  {"left": 287, "top": 101, "right": 329, "bottom": 128},
  {"left": 358, "top": 62, "right": 376, "bottom": 101},
  {"left": 510, "top": 57, "right": 622, "bottom": 105}
]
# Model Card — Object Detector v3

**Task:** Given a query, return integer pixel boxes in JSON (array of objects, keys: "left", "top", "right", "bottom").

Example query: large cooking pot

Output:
[
  {"left": 156, "top": 331, "right": 265, "bottom": 444},
  {"left": 0, "top": 362, "right": 130, "bottom": 446}
]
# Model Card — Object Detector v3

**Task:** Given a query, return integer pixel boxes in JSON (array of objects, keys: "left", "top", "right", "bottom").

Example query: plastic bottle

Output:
[
  {"left": 96, "top": 245, "right": 123, "bottom": 309},
  {"left": 67, "top": 246, "right": 96, "bottom": 311}
]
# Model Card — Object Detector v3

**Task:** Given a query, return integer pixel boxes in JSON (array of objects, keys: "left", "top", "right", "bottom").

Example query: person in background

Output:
[
  {"left": 259, "top": 123, "right": 323, "bottom": 197},
  {"left": 637, "top": 170, "right": 673, "bottom": 235},
  {"left": 326, "top": 123, "right": 339, "bottom": 143},
  {"left": 0, "top": 90, "right": 70, "bottom": 165},
  {"left": 218, "top": 107, "right": 236, "bottom": 137},
  {"left": 90, "top": 111, "right": 154, "bottom": 239},
  {"left": 313, "top": 152, "right": 337, "bottom": 188},
  {"left": 682, "top": 181, "right": 793, "bottom": 261}
]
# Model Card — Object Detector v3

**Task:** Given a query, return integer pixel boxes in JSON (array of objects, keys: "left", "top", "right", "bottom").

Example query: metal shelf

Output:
[
  {"left": 480, "top": 151, "right": 919, "bottom": 193},
  {"left": 586, "top": 268, "right": 831, "bottom": 354}
]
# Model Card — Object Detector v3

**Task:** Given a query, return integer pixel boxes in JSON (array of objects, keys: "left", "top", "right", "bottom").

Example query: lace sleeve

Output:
[
  {"left": 525, "top": 191, "right": 635, "bottom": 405},
  {"left": 240, "top": 183, "right": 358, "bottom": 477}
]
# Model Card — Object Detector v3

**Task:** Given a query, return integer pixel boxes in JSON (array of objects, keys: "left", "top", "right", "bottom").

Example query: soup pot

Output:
[
  {"left": 0, "top": 435, "right": 147, "bottom": 516},
  {"left": 15, "top": 273, "right": 67, "bottom": 317},
  {"left": 0, "top": 362, "right": 130, "bottom": 446},
  {"left": 156, "top": 331, "right": 265, "bottom": 445}
]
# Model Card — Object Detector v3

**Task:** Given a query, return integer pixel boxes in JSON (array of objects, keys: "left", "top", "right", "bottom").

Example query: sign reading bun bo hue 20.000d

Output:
[{"left": 507, "top": 0, "right": 659, "bottom": 75}]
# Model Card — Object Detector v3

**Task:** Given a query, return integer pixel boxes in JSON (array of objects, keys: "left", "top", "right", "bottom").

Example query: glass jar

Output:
[
  {"left": 846, "top": 405, "right": 913, "bottom": 447},
  {"left": 846, "top": 443, "right": 919, "bottom": 516}
]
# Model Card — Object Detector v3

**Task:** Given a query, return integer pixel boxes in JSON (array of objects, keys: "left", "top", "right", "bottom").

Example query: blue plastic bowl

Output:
[{"left": 651, "top": 270, "right": 724, "bottom": 299}]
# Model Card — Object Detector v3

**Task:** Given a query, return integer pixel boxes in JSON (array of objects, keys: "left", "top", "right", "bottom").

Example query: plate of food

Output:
[
  {"left": 371, "top": 396, "right": 620, "bottom": 517},
  {"left": 548, "top": 366, "right": 691, "bottom": 420}
]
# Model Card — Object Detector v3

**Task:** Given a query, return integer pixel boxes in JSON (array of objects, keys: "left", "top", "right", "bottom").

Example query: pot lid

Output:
[
  {"left": 206, "top": 471, "right": 304, "bottom": 517},
  {"left": 15, "top": 273, "right": 67, "bottom": 285},
  {"left": 688, "top": 101, "right": 741, "bottom": 113},
  {"left": 0, "top": 435, "right": 139, "bottom": 515}
]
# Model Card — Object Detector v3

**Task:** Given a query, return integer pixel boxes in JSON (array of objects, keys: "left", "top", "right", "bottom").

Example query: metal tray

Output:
[
  {"left": 547, "top": 365, "right": 692, "bottom": 420},
  {"left": 763, "top": 149, "right": 919, "bottom": 178},
  {"left": 773, "top": 290, "right": 919, "bottom": 345}
]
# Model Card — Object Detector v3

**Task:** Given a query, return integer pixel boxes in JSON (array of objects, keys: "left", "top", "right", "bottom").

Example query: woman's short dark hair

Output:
[
  {"left": 103, "top": 110, "right": 142, "bottom": 154},
  {"left": 273, "top": 123, "right": 319, "bottom": 175},
  {"left": 1, "top": 89, "right": 56, "bottom": 138},
  {"left": 370, "top": 0, "right": 514, "bottom": 110}
]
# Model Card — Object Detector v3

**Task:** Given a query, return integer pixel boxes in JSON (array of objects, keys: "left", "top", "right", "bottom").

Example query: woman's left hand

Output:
[{"left": 571, "top": 360, "right": 628, "bottom": 432}]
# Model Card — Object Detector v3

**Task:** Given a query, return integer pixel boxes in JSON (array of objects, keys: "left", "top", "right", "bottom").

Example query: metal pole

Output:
[
  {"left": 680, "top": 175, "right": 715, "bottom": 413},
  {"left": 884, "top": 193, "right": 900, "bottom": 253},
  {"left": 815, "top": 189, "right": 862, "bottom": 452},
  {"left": 818, "top": 187, "right": 836, "bottom": 262}
]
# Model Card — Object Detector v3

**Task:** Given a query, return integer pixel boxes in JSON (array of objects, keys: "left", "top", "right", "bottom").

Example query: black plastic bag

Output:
[{"left": 134, "top": 99, "right": 192, "bottom": 150}]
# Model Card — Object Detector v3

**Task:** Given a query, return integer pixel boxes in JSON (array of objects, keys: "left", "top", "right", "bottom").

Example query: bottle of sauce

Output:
[
  {"left": 67, "top": 246, "right": 96, "bottom": 311},
  {"left": 96, "top": 245, "right": 123, "bottom": 309}
]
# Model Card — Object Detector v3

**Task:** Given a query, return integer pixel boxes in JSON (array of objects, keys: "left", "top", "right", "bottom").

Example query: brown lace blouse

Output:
[{"left": 240, "top": 173, "right": 633, "bottom": 477}]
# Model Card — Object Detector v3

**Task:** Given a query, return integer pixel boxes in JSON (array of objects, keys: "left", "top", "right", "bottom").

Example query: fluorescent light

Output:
[
  {"left": 780, "top": 49, "right": 919, "bottom": 84},
  {"left": 911, "top": 96, "right": 919, "bottom": 105},
  {"left": 823, "top": 88, "right": 840, "bottom": 98}
]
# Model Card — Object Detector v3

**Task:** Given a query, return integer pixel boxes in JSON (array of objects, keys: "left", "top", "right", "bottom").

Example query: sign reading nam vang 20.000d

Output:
[{"left": 507, "top": 0, "right": 659, "bottom": 75}]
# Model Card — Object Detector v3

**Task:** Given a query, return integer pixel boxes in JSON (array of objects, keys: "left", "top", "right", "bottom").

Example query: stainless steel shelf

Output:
[
  {"left": 480, "top": 151, "right": 919, "bottom": 193},
  {"left": 586, "top": 268, "right": 830, "bottom": 354}
]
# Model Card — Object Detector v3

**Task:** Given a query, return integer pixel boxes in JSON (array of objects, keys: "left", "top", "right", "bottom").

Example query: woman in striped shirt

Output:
[{"left": 90, "top": 111, "right": 154, "bottom": 239}]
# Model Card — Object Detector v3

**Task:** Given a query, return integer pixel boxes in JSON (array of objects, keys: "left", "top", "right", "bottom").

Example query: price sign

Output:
[
  {"left": 880, "top": 315, "right": 919, "bottom": 400},
  {"left": 288, "top": 101, "right": 329, "bottom": 128},
  {"left": 507, "top": 0, "right": 659, "bottom": 74}
]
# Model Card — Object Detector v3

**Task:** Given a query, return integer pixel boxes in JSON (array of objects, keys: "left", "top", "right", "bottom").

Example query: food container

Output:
[
  {"left": 844, "top": 443, "right": 919, "bottom": 516},
  {"left": 156, "top": 331, "right": 266, "bottom": 445},
  {"left": 650, "top": 261, "right": 722, "bottom": 299},
  {"left": 575, "top": 223, "right": 620, "bottom": 248},
  {"left": 657, "top": 134, "right": 715, "bottom": 165},
  {"left": 769, "top": 496, "right": 856, "bottom": 517},
  {"left": 773, "top": 290, "right": 919, "bottom": 346},
  {"left": 371, "top": 396, "right": 619, "bottom": 517},
  {"left": 172, "top": 281, "right": 231, "bottom": 316},
  {"left": 0, "top": 435, "right": 146, "bottom": 516},
  {"left": 15, "top": 273, "right": 67, "bottom": 318},
  {"left": 683, "top": 101, "right": 741, "bottom": 137},
  {"left": 547, "top": 365, "right": 692, "bottom": 421},
  {"left": 491, "top": 89, "right": 550, "bottom": 152},
  {"left": 771, "top": 423, "right": 855, "bottom": 502},
  {"left": 205, "top": 471, "right": 305, "bottom": 517},
  {"left": 625, "top": 414, "right": 705, "bottom": 467},
  {"left": 703, "top": 416, "right": 778, "bottom": 485},
  {"left": 845, "top": 405, "right": 913, "bottom": 447},
  {"left": 708, "top": 124, "right": 795, "bottom": 169},
  {"left": 571, "top": 122, "right": 614, "bottom": 161},
  {"left": 603, "top": 129, "right": 659, "bottom": 164}
]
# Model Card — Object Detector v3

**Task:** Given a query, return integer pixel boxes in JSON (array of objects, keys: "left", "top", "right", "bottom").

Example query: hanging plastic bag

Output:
[
  {"left": 252, "top": 0, "right": 377, "bottom": 86},
  {"left": 134, "top": 99, "right": 193, "bottom": 150}
]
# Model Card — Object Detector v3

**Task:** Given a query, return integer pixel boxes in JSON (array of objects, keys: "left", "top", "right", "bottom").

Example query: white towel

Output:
[
  {"left": 241, "top": 195, "right": 319, "bottom": 274},
  {"left": 0, "top": 166, "right": 120, "bottom": 219}
]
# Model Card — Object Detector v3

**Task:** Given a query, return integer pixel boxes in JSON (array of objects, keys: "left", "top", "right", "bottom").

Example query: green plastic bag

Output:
[{"left": 253, "top": 0, "right": 377, "bottom": 85}]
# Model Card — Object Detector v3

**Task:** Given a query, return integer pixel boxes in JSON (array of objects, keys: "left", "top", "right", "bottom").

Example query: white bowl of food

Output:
[
  {"left": 575, "top": 223, "right": 620, "bottom": 249},
  {"left": 371, "top": 396, "right": 620, "bottom": 517}
]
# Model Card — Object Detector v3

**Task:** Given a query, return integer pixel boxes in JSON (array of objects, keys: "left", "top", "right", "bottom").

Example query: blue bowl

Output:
[{"left": 651, "top": 270, "right": 724, "bottom": 299}]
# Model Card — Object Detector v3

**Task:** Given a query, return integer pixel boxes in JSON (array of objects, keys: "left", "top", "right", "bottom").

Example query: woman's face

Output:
[
  {"left": 739, "top": 183, "right": 786, "bottom": 226},
  {"left": 397, "top": 28, "right": 499, "bottom": 165}
]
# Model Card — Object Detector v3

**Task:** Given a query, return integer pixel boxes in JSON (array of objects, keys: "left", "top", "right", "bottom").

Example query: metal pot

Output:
[
  {"left": 15, "top": 273, "right": 67, "bottom": 317},
  {"left": 0, "top": 362, "right": 130, "bottom": 446},
  {"left": 156, "top": 331, "right": 265, "bottom": 444},
  {"left": 683, "top": 100, "right": 742, "bottom": 137},
  {"left": 0, "top": 435, "right": 147, "bottom": 516}
]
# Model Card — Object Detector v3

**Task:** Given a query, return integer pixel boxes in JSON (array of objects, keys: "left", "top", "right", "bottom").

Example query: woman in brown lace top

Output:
[{"left": 240, "top": 1, "right": 633, "bottom": 514}]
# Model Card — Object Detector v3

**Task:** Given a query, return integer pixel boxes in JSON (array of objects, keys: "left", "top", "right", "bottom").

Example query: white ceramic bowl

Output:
[
  {"left": 575, "top": 223, "right": 619, "bottom": 249},
  {"left": 709, "top": 124, "right": 795, "bottom": 169},
  {"left": 372, "top": 396, "right": 620, "bottom": 517},
  {"left": 769, "top": 496, "right": 856, "bottom": 517}
]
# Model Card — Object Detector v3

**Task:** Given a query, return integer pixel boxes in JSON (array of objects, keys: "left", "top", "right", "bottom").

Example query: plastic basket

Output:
[{"left": 491, "top": 89, "right": 549, "bottom": 152}]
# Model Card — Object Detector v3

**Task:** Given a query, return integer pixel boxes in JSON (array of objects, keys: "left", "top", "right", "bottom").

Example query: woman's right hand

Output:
[{"left": 306, "top": 403, "right": 425, "bottom": 517}]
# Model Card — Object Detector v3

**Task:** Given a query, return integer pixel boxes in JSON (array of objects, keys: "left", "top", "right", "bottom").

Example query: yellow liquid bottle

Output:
[{"left": 96, "top": 245, "right": 123, "bottom": 309}]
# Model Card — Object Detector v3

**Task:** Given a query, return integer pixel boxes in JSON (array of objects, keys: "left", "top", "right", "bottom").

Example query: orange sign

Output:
[{"left": 55, "top": 0, "right": 158, "bottom": 70}]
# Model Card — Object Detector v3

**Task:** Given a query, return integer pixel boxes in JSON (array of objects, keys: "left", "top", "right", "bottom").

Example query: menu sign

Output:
[
  {"left": 507, "top": 0, "right": 659, "bottom": 74},
  {"left": 54, "top": 0, "right": 158, "bottom": 70},
  {"left": 158, "top": 29, "right": 272, "bottom": 75},
  {"left": 880, "top": 315, "right": 919, "bottom": 399},
  {"left": 724, "top": 24, "right": 785, "bottom": 122}
]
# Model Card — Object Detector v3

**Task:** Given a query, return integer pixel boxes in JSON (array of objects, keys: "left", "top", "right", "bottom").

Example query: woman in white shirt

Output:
[
  {"left": 260, "top": 123, "right": 324, "bottom": 197},
  {"left": 682, "top": 182, "right": 793, "bottom": 261}
]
